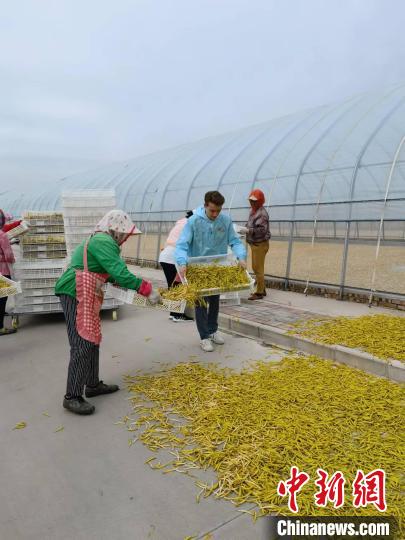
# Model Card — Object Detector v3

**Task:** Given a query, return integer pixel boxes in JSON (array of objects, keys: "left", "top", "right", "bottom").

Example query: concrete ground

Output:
[
  {"left": 1, "top": 303, "right": 280, "bottom": 540},
  {"left": 2, "top": 267, "right": 403, "bottom": 540}
]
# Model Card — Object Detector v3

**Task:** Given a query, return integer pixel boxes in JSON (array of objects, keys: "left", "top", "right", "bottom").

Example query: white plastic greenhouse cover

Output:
[{"left": 2, "top": 84, "right": 405, "bottom": 222}]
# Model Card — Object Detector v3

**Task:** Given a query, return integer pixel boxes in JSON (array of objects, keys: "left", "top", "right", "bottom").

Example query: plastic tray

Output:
[
  {"left": 22, "top": 235, "right": 66, "bottom": 245},
  {"left": 63, "top": 225, "right": 93, "bottom": 234},
  {"left": 62, "top": 207, "right": 113, "bottom": 217},
  {"left": 21, "top": 244, "right": 66, "bottom": 252},
  {"left": 16, "top": 295, "right": 61, "bottom": 306},
  {"left": 13, "top": 303, "right": 62, "bottom": 313},
  {"left": 105, "top": 283, "right": 186, "bottom": 313},
  {"left": 101, "top": 297, "right": 123, "bottom": 309},
  {"left": 21, "top": 287, "right": 57, "bottom": 297},
  {"left": 21, "top": 278, "right": 60, "bottom": 289},
  {"left": 62, "top": 189, "right": 115, "bottom": 199},
  {"left": 23, "top": 212, "right": 64, "bottom": 222},
  {"left": 177, "top": 253, "right": 254, "bottom": 296},
  {"left": 63, "top": 216, "right": 105, "bottom": 226},
  {"left": 0, "top": 275, "right": 22, "bottom": 298},
  {"left": 21, "top": 252, "right": 67, "bottom": 260},
  {"left": 13, "top": 263, "right": 65, "bottom": 279},
  {"left": 6, "top": 222, "right": 30, "bottom": 240},
  {"left": 27, "top": 226, "right": 65, "bottom": 234}
]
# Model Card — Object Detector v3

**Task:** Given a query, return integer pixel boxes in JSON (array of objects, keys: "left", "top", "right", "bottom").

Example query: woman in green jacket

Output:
[{"left": 55, "top": 210, "right": 160, "bottom": 415}]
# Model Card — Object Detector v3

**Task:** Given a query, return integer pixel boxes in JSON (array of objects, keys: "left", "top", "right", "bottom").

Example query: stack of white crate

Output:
[
  {"left": 20, "top": 212, "right": 67, "bottom": 260},
  {"left": 61, "top": 190, "right": 116, "bottom": 255},
  {"left": 61, "top": 189, "right": 121, "bottom": 311},
  {"left": 12, "top": 211, "right": 68, "bottom": 314},
  {"left": 13, "top": 259, "right": 65, "bottom": 313}
]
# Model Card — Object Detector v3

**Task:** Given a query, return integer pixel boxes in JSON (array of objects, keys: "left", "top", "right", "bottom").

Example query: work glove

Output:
[
  {"left": 138, "top": 279, "right": 152, "bottom": 297},
  {"left": 138, "top": 280, "right": 162, "bottom": 305},
  {"left": 238, "top": 259, "right": 247, "bottom": 269},
  {"left": 237, "top": 226, "right": 249, "bottom": 234},
  {"left": 148, "top": 288, "right": 162, "bottom": 305}
]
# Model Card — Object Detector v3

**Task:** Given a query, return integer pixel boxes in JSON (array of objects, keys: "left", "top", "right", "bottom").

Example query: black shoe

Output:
[
  {"left": 85, "top": 380, "right": 119, "bottom": 398},
  {"left": 63, "top": 396, "right": 95, "bottom": 415},
  {"left": 171, "top": 314, "right": 193, "bottom": 322}
]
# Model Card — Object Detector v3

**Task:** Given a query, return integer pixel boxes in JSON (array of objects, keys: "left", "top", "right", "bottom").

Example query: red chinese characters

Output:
[
  {"left": 352, "top": 469, "right": 387, "bottom": 512},
  {"left": 314, "top": 469, "right": 345, "bottom": 508},
  {"left": 277, "top": 468, "right": 386, "bottom": 513},
  {"left": 277, "top": 466, "right": 310, "bottom": 513}
]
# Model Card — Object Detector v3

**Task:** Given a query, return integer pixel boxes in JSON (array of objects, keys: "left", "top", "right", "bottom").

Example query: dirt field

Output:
[{"left": 122, "top": 235, "right": 405, "bottom": 295}]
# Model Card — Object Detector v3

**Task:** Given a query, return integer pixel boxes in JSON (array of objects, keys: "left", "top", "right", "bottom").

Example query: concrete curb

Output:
[{"left": 218, "top": 313, "right": 405, "bottom": 383}]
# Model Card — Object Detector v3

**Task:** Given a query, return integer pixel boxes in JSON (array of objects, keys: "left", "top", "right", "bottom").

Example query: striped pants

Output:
[{"left": 59, "top": 294, "right": 99, "bottom": 397}]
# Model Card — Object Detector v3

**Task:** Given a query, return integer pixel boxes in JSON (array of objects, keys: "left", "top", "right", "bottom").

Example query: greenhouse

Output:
[{"left": 2, "top": 84, "right": 405, "bottom": 300}]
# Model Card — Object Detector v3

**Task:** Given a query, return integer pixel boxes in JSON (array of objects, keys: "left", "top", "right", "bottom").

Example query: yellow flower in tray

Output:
[
  {"left": 186, "top": 264, "right": 249, "bottom": 291},
  {"left": 0, "top": 278, "right": 11, "bottom": 289},
  {"left": 159, "top": 284, "right": 206, "bottom": 307}
]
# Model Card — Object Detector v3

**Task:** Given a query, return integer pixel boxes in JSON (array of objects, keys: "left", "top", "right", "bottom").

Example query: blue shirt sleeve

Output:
[
  {"left": 175, "top": 220, "right": 193, "bottom": 266},
  {"left": 227, "top": 219, "right": 247, "bottom": 260}
]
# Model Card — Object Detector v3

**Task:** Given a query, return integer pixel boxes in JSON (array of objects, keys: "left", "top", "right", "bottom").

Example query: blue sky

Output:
[{"left": 1, "top": 0, "right": 405, "bottom": 190}]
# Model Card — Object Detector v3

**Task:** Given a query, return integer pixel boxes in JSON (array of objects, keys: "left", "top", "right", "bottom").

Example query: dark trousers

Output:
[
  {"left": 0, "top": 275, "right": 11, "bottom": 328},
  {"left": 160, "top": 262, "right": 180, "bottom": 317},
  {"left": 59, "top": 294, "right": 99, "bottom": 397},
  {"left": 195, "top": 295, "right": 220, "bottom": 340}
]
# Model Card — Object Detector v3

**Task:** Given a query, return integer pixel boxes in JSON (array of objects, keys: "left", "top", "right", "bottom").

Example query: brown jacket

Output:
[{"left": 246, "top": 206, "right": 271, "bottom": 244}]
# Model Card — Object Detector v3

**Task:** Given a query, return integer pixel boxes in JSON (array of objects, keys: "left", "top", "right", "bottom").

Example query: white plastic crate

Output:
[
  {"left": 64, "top": 225, "right": 93, "bottom": 234},
  {"left": 64, "top": 216, "right": 105, "bottom": 226},
  {"left": 23, "top": 212, "right": 64, "bottom": 223},
  {"left": 101, "top": 297, "right": 122, "bottom": 309},
  {"left": 21, "top": 244, "right": 66, "bottom": 252},
  {"left": 62, "top": 190, "right": 116, "bottom": 208},
  {"left": 21, "top": 234, "right": 66, "bottom": 245},
  {"left": 21, "top": 278, "right": 60, "bottom": 289},
  {"left": 15, "top": 295, "right": 61, "bottom": 306},
  {"left": 13, "top": 261, "right": 65, "bottom": 279},
  {"left": 105, "top": 283, "right": 186, "bottom": 313},
  {"left": 6, "top": 221, "right": 30, "bottom": 240},
  {"left": 14, "top": 302, "right": 62, "bottom": 313},
  {"left": 21, "top": 252, "right": 67, "bottom": 261},
  {"left": 15, "top": 268, "right": 63, "bottom": 279},
  {"left": 62, "top": 207, "right": 113, "bottom": 217},
  {"left": 177, "top": 253, "right": 254, "bottom": 296},
  {"left": 21, "top": 287, "right": 56, "bottom": 297},
  {"left": 64, "top": 233, "right": 89, "bottom": 243},
  {"left": 62, "top": 189, "right": 115, "bottom": 198},
  {"left": 14, "top": 259, "right": 66, "bottom": 269},
  {"left": 27, "top": 225, "right": 65, "bottom": 234},
  {"left": 0, "top": 275, "right": 22, "bottom": 298}
]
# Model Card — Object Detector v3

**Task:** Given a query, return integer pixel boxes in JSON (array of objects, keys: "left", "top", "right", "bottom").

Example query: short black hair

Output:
[
  {"left": 204, "top": 191, "right": 225, "bottom": 206},
  {"left": 185, "top": 210, "right": 193, "bottom": 219}
]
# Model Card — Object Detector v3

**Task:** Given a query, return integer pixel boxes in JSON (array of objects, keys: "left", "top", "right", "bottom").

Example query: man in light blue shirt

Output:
[{"left": 176, "top": 190, "right": 247, "bottom": 352}]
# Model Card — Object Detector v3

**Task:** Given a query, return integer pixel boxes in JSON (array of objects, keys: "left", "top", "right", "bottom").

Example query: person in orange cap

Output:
[{"left": 240, "top": 189, "right": 271, "bottom": 300}]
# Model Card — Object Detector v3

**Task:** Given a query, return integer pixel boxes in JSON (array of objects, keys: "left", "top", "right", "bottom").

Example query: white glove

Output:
[
  {"left": 148, "top": 289, "right": 162, "bottom": 305},
  {"left": 238, "top": 226, "right": 249, "bottom": 234}
]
